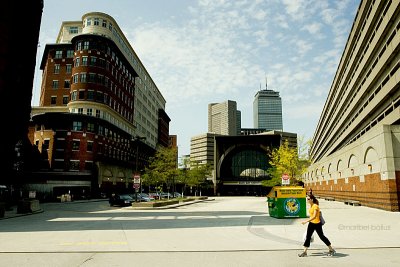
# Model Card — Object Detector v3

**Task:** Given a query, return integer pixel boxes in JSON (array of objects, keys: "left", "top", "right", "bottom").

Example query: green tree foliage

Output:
[
  {"left": 187, "top": 161, "right": 213, "bottom": 188},
  {"left": 142, "top": 146, "right": 178, "bottom": 192},
  {"left": 262, "top": 137, "right": 311, "bottom": 187}
]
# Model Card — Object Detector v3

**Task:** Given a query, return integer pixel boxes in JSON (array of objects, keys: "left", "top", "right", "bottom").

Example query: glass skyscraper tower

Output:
[{"left": 253, "top": 86, "right": 283, "bottom": 131}]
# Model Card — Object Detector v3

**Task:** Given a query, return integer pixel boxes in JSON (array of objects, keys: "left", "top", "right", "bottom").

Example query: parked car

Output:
[
  {"left": 139, "top": 193, "right": 155, "bottom": 201},
  {"left": 129, "top": 193, "right": 154, "bottom": 202},
  {"left": 160, "top": 192, "right": 173, "bottom": 199},
  {"left": 109, "top": 194, "right": 134, "bottom": 206},
  {"left": 173, "top": 192, "right": 182, "bottom": 198},
  {"left": 148, "top": 192, "right": 161, "bottom": 200}
]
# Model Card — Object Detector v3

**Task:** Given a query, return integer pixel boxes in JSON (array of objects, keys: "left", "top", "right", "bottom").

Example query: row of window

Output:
[
  {"left": 70, "top": 90, "right": 133, "bottom": 122},
  {"left": 71, "top": 71, "right": 134, "bottom": 102},
  {"left": 78, "top": 21, "right": 165, "bottom": 109},
  {"left": 52, "top": 79, "right": 70, "bottom": 89},
  {"left": 313, "top": 0, "right": 395, "bottom": 150}
]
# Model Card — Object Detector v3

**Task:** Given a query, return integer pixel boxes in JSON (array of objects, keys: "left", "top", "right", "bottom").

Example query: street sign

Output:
[
  {"left": 133, "top": 174, "right": 140, "bottom": 184},
  {"left": 133, "top": 174, "right": 140, "bottom": 190},
  {"left": 281, "top": 173, "right": 290, "bottom": 185}
]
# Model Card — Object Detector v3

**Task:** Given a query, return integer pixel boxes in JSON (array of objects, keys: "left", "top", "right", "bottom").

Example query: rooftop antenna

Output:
[{"left": 265, "top": 75, "right": 268, "bottom": 90}]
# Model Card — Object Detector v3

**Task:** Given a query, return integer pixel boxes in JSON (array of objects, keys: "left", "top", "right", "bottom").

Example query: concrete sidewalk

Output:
[
  {"left": 0, "top": 197, "right": 212, "bottom": 219},
  {"left": 0, "top": 197, "right": 399, "bottom": 266}
]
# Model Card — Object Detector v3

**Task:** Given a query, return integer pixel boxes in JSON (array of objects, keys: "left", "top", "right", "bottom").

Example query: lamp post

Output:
[{"left": 133, "top": 135, "right": 146, "bottom": 202}]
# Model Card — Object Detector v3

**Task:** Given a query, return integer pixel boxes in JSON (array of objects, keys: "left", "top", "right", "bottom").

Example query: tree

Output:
[
  {"left": 186, "top": 161, "right": 213, "bottom": 196},
  {"left": 262, "top": 137, "right": 311, "bottom": 187},
  {"left": 142, "top": 146, "right": 178, "bottom": 193}
]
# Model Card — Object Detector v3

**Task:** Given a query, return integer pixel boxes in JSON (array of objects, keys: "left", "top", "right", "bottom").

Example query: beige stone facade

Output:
[{"left": 304, "top": 0, "right": 400, "bottom": 211}]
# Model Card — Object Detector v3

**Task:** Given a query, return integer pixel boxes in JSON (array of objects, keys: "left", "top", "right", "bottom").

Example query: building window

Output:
[
  {"left": 71, "top": 91, "right": 77, "bottom": 101},
  {"left": 78, "top": 108, "right": 83, "bottom": 114},
  {"left": 96, "top": 110, "right": 100, "bottom": 118},
  {"left": 86, "top": 141, "right": 93, "bottom": 152},
  {"left": 102, "top": 19, "right": 107, "bottom": 27},
  {"left": 53, "top": 160, "right": 64, "bottom": 170},
  {"left": 66, "top": 64, "right": 72, "bottom": 74},
  {"left": 73, "top": 74, "right": 79, "bottom": 83},
  {"left": 77, "top": 42, "right": 82, "bottom": 51},
  {"left": 79, "top": 90, "right": 85, "bottom": 100},
  {"left": 55, "top": 50, "right": 63, "bottom": 59},
  {"left": 63, "top": 96, "right": 69, "bottom": 105},
  {"left": 83, "top": 41, "right": 89, "bottom": 50},
  {"left": 87, "top": 122, "right": 95, "bottom": 132},
  {"left": 82, "top": 56, "right": 88, "bottom": 66},
  {"left": 51, "top": 96, "right": 57, "bottom": 105},
  {"left": 109, "top": 22, "right": 112, "bottom": 31},
  {"left": 72, "top": 121, "right": 82, "bottom": 131},
  {"left": 85, "top": 161, "right": 93, "bottom": 171},
  {"left": 54, "top": 64, "right": 60, "bottom": 74},
  {"left": 69, "top": 26, "right": 78, "bottom": 34},
  {"left": 88, "top": 73, "right": 96, "bottom": 83},
  {"left": 52, "top": 80, "right": 59, "bottom": 89},
  {"left": 72, "top": 140, "right": 80, "bottom": 151},
  {"left": 87, "top": 109, "right": 93, "bottom": 116},
  {"left": 87, "top": 90, "right": 94, "bottom": 100},
  {"left": 90, "top": 57, "right": 97, "bottom": 66},
  {"left": 64, "top": 80, "right": 70, "bottom": 88},
  {"left": 98, "top": 125, "right": 104, "bottom": 135},
  {"left": 70, "top": 160, "right": 80, "bottom": 171},
  {"left": 80, "top": 73, "right": 87, "bottom": 83},
  {"left": 86, "top": 18, "right": 91, "bottom": 26},
  {"left": 94, "top": 18, "right": 99, "bottom": 26},
  {"left": 75, "top": 57, "right": 80, "bottom": 67},
  {"left": 66, "top": 50, "right": 74, "bottom": 58}
]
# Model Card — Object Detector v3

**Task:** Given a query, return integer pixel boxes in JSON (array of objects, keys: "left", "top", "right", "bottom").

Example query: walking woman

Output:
[{"left": 298, "top": 194, "right": 336, "bottom": 257}]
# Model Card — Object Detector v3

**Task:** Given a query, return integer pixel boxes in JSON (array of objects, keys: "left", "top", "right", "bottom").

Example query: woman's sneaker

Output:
[
  {"left": 327, "top": 249, "right": 336, "bottom": 256},
  {"left": 298, "top": 251, "right": 307, "bottom": 257}
]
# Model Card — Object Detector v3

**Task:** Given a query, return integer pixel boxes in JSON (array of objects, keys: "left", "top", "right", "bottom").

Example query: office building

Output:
[
  {"left": 208, "top": 100, "right": 240, "bottom": 136},
  {"left": 304, "top": 0, "right": 400, "bottom": 211},
  {"left": 28, "top": 12, "right": 170, "bottom": 199},
  {"left": 190, "top": 133, "right": 221, "bottom": 166},
  {"left": 253, "top": 87, "right": 283, "bottom": 131}
]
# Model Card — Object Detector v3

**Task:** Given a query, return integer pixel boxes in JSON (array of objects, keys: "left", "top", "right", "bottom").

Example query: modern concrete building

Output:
[
  {"left": 253, "top": 86, "right": 283, "bottom": 131},
  {"left": 190, "top": 133, "right": 221, "bottom": 166},
  {"left": 28, "top": 12, "right": 170, "bottom": 199},
  {"left": 215, "top": 131, "right": 297, "bottom": 196},
  {"left": 208, "top": 100, "right": 240, "bottom": 136},
  {"left": 304, "top": 0, "right": 400, "bottom": 211}
]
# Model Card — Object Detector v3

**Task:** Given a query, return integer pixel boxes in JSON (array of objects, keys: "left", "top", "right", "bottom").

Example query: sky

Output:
[{"left": 32, "top": 0, "right": 361, "bottom": 157}]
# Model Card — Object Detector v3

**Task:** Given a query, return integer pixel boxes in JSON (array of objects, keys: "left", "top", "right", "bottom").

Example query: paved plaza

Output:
[{"left": 0, "top": 197, "right": 400, "bottom": 266}]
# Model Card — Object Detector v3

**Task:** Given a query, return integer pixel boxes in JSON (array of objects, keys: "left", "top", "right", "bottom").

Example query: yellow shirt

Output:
[{"left": 309, "top": 204, "right": 320, "bottom": 224}]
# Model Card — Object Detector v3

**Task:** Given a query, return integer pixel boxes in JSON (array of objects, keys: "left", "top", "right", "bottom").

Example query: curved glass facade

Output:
[{"left": 220, "top": 148, "right": 269, "bottom": 180}]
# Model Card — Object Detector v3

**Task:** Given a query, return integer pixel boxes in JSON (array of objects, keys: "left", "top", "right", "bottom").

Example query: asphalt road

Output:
[{"left": 0, "top": 197, "right": 399, "bottom": 266}]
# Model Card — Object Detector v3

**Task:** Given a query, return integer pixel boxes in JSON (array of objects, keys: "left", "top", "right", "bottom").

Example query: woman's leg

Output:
[
  {"left": 314, "top": 223, "right": 331, "bottom": 246},
  {"left": 299, "top": 223, "right": 316, "bottom": 256},
  {"left": 303, "top": 223, "right": 316, "bottom": 247}
]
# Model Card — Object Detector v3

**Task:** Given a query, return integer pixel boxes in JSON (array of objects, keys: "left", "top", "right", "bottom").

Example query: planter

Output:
[{"left": 131, "top": 199, "right": 179, "bottom": 208}]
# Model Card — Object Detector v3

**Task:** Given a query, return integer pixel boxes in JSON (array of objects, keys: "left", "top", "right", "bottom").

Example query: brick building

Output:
[{"left": 28, "top": 12, "right": 170, "bottom": 199}]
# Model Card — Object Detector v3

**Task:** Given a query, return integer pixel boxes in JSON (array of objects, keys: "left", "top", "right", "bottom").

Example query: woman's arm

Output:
[{"left": 301, "top": 207, "right": 318, "bottom": 225}]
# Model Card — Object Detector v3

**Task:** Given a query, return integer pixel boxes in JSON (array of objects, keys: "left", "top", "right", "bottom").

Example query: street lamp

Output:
[{"left": 132, "top": 135, "right": 146, "bottom": 202}]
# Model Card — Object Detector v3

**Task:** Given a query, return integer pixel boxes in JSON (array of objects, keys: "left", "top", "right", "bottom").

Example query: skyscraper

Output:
[
  {"left": 208, "top": 100, "right": 240, "bottom": 136},
  {"left": 253, "top": 83, "right": 283, "bottom": 131}
]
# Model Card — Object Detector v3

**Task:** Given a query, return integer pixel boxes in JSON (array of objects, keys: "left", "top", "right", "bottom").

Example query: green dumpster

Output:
[{"left": 267, "top": 186, "right": 307, "bottom": 218}]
